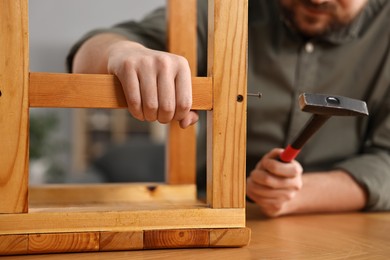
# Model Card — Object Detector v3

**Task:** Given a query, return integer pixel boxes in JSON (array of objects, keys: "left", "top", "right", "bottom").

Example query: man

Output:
[{"left": 68, "top": 0, "right": 390, "bottom": 217}]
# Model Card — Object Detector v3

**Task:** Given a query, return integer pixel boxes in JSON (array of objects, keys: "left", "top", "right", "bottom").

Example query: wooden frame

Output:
[{"left": 0, "top": 0, "right": 249, "bottom": 255}]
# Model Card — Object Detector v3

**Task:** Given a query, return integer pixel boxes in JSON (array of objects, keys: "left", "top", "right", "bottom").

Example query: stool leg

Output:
[{"left": 0, "top": 0, "right": 30, "bottom": 213}]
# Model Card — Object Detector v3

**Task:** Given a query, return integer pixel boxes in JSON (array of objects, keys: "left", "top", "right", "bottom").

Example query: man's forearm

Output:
[
  {"left": 72, "top": 33, "right": 129, "bottom": 74},
  {"left": 287, "top": 170, "right": 367, "bottom": 214}
]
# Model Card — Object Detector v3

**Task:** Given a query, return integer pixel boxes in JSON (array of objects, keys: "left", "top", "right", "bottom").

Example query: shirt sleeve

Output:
[
  {"left": 66, "top": 1, "right": 209, "bottom": 74},
  {"left": 335, "top": 89, "right": 390, "bottom": 211},
  {"left": 66, "top": 7, "right": 167, "bottom": 73}
]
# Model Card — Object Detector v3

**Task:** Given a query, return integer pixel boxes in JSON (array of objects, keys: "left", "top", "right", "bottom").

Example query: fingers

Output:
[
  {"left": 119, "top": 69, "right": 144, "bottom": 121},
  {"left": 112, "top": 45, "right": 194, "bottom": 126},
  {"left": 179, "top": 111, "right": 199, "bottom": 128},
  {"left": 247, "top": 178, "right": 298, "bottom": 216},
  {"left": 257, "top": 148, "right": 303, "bottom": 178},
  {"left": 173, "top": 58, "right": 192, "bottom": 122},
  {"left": 249, "top": 167, "right": 302, "bottom": 190},
  {"left": 156, "top": 68, "right": 175, "bottom": 123},
  {"left": 246, "top": 148, "right": 304, "bottom": 217},
  {"left": 247, "top": 171, "right": 301, "bottom": 217}
]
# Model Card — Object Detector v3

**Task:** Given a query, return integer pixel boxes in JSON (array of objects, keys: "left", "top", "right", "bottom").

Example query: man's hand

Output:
[
  {"left": 246, "top": 148, "right": 303, "bottom": 217},
  {"left": 73, "top": 33, "right": 198, "bottom": 128}
]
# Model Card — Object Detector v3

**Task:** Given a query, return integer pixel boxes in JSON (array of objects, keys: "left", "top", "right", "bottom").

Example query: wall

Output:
[{"left": 29, "top": 0, "right": 165, "bottom": 183}]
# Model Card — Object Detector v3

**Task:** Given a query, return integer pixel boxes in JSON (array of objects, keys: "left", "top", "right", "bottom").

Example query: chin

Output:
[{"left": 295, "top": 17, "right": 332, "bottom": 37}]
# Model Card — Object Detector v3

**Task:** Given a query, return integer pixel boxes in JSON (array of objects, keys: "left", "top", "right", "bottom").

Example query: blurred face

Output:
[{"left": 280, "top": 0, "right": 369, "bottom": 37}]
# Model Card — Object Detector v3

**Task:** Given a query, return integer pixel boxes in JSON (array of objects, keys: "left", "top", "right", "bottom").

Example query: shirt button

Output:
[{"left": 305, "top": 42, "right": 314, "bottom": 53}]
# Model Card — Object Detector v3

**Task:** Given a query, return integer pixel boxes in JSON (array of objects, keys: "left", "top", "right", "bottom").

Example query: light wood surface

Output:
[
  {"left": 0, "top": 184, "right": 246, "bottom": 236},
  {"left": 0, "top": 0, "right": 29, "bottom": 213},
  {"left": 28, "top": 183, "right": 197, "bottom": 204},
  {"left": 29, "top": 73, "right": 212, "bottom": 110},
  {"left": 166, "top": 0, "right": 197, "bottom": 185},
  {"left": 2, "top": 204, "right": 389, "bottom": 259},
  {"left": 206, "top": 0, "right": 248, "bottom": 208},
  {"left": 0, "top": 0, "right": 250, "bottom": 254}
]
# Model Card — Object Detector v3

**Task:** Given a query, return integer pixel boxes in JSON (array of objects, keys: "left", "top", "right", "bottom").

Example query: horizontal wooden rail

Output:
[
  {"left": 29, "top": 72, "right": 212, "bottom": 110},
  {"left": 29, "top": 183, "right": 197, "bottom": 204},
  {"left": 0, "top": 208, "right": 245, "bottom": 235}
]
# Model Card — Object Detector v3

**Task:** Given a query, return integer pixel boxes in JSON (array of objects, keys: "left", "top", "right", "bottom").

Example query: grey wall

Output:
[
  {"left": 29, "top": 0, "right": 165, "bottom": 73},
  {"left": 28, "top": 0, "right": 165, "bottom": 183}
]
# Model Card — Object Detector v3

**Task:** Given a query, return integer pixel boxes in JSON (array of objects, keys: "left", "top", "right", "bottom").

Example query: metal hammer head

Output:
[{"left": 299, "top": 93, "right": 369, "bottom": 116}]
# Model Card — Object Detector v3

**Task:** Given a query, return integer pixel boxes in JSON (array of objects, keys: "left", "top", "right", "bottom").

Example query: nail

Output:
[{"left": 247, "top": 92, "right": 262, "bottom": 99}]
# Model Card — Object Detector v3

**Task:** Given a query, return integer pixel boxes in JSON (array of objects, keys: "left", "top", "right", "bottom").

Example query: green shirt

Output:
[{"left": 67, "top": 0, "right": 390, "bottom": 211}]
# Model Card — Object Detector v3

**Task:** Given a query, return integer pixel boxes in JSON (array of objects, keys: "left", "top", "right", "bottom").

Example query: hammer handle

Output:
[
  {"left": 279, "top": 145, "right": 301, "bottom": 163},
  {"left": 279, "top": 114, "right": 331, "bottom": 163}
]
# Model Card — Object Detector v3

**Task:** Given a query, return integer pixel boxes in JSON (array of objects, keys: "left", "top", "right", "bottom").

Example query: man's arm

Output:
[
  {"left": 72, "top": 32, "right": 198, "bottom": 128},
  {"left": 73, "top": 33, "right": 126, "bottom": 74},
  {"left": 246, "top": 149, "right": 367, "bottom": 217},
  {"left": 290, "top": 170, "right": 367, "bottom": 214}
]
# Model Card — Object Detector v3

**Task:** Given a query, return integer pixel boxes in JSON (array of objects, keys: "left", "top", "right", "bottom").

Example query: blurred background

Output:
[{"left": 29, "top": 0, "right": 166, "bottom": 184}]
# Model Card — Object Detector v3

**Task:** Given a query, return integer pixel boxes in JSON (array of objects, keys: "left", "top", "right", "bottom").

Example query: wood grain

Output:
[
  {"left": 210, "top": 228, "right": 251, "bottom": 247},
  {"left": 166, "top": 121, "right": 197, "bottom": 184},
  {"left": 0, "top": 235, "right": 28, "bottom": 255},
  {"left": 166, "top": 0, "right": 197, "bottom": 185},
  {"left": 167, "top": 0, "right": 197, "bottom": 74},
  {"left": 28, "top": 232, "right": 99, "bottom": 254},
  {"left": 29, "top": 183, "right": 197, "bottom": 205},
  {"left": 0, "top": 1, "right": 252, "bottom": 256},
  {"left": 29, "top": 73, "right": 212, "bottom": 110},
  {"left": 3, "top": 210, "right": 390, "bottom": 258},
  {"left": 206, "top": 0, "right": 248, "bottom": 208},
  {"left": 0, "top": 0, "right": 29, "bottom": 213},
  {"left": 100, "top": 231, "right": 143, "bottom": 251},
  {"left": 0, "top": 208, "right": 245, "bottom": 235},
  {"left": 144, "top": 229, "right": 209, "bottom": 249}
]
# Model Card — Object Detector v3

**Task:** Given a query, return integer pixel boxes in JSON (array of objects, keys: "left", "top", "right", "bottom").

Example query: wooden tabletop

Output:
[{"left": 3, "top": 203, "right": 390, "bottom": 260}]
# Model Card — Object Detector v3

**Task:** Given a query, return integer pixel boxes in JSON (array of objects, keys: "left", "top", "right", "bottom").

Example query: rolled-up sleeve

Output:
[{"left": 336, "top": 90, "right": 390, "bottom": 211}]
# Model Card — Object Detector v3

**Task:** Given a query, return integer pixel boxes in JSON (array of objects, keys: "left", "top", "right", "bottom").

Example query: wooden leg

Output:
[{"left": 0, "top": 0, "right": 29, "bottom": 214}]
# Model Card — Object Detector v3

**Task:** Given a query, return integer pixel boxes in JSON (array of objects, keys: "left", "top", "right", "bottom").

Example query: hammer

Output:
[{"left": 279, "top": 93, "right": 369, "bottom": 163}]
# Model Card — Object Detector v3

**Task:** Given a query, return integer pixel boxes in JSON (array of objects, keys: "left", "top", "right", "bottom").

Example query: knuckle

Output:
[
  {"left": 284, "top": 191, "right": 296, "bottom": 201},
  {"left": 159, "top": 100, "right": 176, "bottom": 114},
  {"left": 155, "top": 55, "right": 173, "bottom": 70},
  {"left": 262, "top": 175, "right": 274, "bottom": 187},
  {"left": 176, "top": 55, "right": 190, "bottom": 67},
  {"left": 144, "top": 100, "right": 158, "bottom": 112},
  {"left": 295, "top": 180, "right": 303, "bottom": 190},
  {"left": 126, "top": 96, "right": 140, "bottom": 108},
  {"left": 263, "top": 159, "right": 277, "bottom": 173},
  {"left": 138, "top": 56, "right": 154, "bottom": 70},
  {"left": 176, "top": 99, "right": 192, "bottom": 113},
  {"left": 127, "top": 108, "right": 143, "bottom": 121},
  {"left": 122, "top": 58, "right": 137, "bottom": 72}
]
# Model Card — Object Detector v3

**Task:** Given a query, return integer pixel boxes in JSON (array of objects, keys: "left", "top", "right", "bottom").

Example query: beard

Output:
[{"left": 280, "top": 0, "right": 357, "bottom": 38}]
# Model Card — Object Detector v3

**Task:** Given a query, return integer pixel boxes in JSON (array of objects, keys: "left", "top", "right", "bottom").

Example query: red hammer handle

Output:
[
  {"left": 279, "top": 114, "right": 330, "bottom": 163},
  {"left": 279, "top": 145, "right": 301, "bottom": 163}
]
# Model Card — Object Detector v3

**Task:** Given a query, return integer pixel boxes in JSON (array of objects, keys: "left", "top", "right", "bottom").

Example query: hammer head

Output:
[{"left": 299, "top": 93, "right": 369, "bottom": 116}]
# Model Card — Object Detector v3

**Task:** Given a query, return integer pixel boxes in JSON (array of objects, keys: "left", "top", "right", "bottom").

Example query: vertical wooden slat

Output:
[
  {"left": 165, "top": 0, "right": 197, "bottom": 184},
  {"left": 206, "top": 0, "right": 248, "bottom": 208},
  {"left": 0, "top": 0, "right": 30, "bottom": 213}
]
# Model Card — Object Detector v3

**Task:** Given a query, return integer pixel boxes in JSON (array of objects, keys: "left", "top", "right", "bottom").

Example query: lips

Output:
[{"left": 300, "top": 0, "right": 336, "bottom": 13}]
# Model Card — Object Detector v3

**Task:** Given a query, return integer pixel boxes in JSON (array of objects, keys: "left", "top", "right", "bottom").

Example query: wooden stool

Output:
[{"left": 0, "top": 0, "right": 249, "bottom": 255}]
